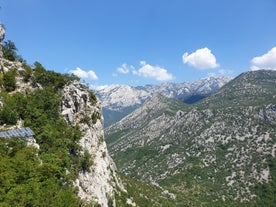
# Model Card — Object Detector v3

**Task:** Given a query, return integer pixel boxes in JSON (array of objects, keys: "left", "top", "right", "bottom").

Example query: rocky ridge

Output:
[
  {"left": 106, "top": 70, "right": 276, "bottom": 205},
  {"left": 0, "top": 24, "right": 5, "bottom": 62},
  {"left": 95, "top": 76, "right": 232, "bottom": 127}
]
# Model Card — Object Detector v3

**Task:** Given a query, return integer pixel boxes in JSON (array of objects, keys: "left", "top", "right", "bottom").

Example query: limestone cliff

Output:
[
  {"left": 0, "top": 24, "right": 5, "bottom": 72},
  {"left": 0, "top": 24, "right": 5, "bottom": 55},
  {"left": 61, "top": 81, "right": 124, "bottom": 206}
]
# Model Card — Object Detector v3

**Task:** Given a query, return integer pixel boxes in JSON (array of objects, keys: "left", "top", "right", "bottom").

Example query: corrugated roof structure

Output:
[{"left": 0, "top": 127, "right": 35, "bottom": 139}]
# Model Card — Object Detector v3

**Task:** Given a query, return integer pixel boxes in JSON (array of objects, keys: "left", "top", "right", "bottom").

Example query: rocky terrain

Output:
[
  {"left": 0, "top": 22, "right": 126, "bottom": 207},
  {"left": 0, "top": 24, "right": 176, "bottom": 206},
  {"left": 61, "top": 81, "right": 125, "bottom": 206},
  {"left": 2, "top": 21, "right": 276, "bottom": 206},
  {"left": 0, "top": 61, "right": 123, "bottom": 206},
  {"left": 95, "top": 76, "right": 232, "bottom": 127},
  {"left": 106, "top": 70, "right": 276, "bottom": 206}
]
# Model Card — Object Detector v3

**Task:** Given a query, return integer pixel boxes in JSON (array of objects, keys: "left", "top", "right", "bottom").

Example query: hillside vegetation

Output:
[
  {"left": 0, "top": 39, "right": 175, "bottom": 206},
  {"left": 106, "top": 70, "right": 276, "bottom": 206},
  {"left": 0, "top": 59, "right": 85, "bottom": 206}
]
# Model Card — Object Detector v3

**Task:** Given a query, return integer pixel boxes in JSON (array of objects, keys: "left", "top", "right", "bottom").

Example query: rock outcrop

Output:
[
  {"left": 61, "top": 81, "right": 123, "bottom": 206},
  {"left": 0, "top": 24, "right": 5, "bottom": 53},
  {"left": 0, "top": 24, "right": 5, "bottom": 72}
]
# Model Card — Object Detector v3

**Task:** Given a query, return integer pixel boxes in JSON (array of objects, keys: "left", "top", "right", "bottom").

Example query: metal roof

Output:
[{"left": 0, "top": 127, "right": 35, "bottom": 139}]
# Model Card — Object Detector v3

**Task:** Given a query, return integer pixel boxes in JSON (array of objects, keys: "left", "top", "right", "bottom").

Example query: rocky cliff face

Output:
[
  {"left": 0, "top": 24, "right": 5, "bottom": 73},
  {"left": 61, "top": 81, "right": 123, "bottom": 206},
  {"left": 0, "top": 24, "right": 5, "bottom": 56}
]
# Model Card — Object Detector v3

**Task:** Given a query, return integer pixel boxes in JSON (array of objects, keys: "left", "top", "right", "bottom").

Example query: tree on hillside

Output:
[
  {"left": 3, "top": 68, "right": 16, "bottom": 92},
  {"left": 2, "top": 40, "right": 19, "bottom": 61}
]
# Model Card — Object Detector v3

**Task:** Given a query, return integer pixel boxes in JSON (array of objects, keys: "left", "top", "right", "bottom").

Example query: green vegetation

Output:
[
  {"left": 0, "top": 60, "right": 90, "bottom": 206},
  {"left": 92, "top": 112, "right": 101, "bottom": 124},
  {"left": 0, "top": 137, "right": 82, "bottom": 207},
  {"left": 22, "top": 62, "right": 33, "bottom": 82},
  {"left": 115, "top": 174, "right": 176, "bottom": 207},
  {"left": 80, "top": 114, "right": 92, "bottom": 126},
  {"left": 2, "top": 68, "right": 17, "bottom": 92},
  {"left": 106, "top": 70, "right": 276, "bottom": 206},
  {"left": 2, "top": 40, "right": 21, "bottom": 62},
  {"left": 81, "top": 150, "right": 93, "bottom": 172},
  {"left": 31, "top": 61, "right": 79, "bottom": 90},
  {"left": 1, "top": 39, "right": 276, "bottom": 206},
  {"left": 88, "top": 90, "right": 97, "bottom": 104},
  {"left": 253, "top": 156, "right": 276, "bottom": 207},
  {"left": 196, "top": 70, "right": 276, "bottom": 109},
  {"left": 0, "top": 40, "right": 173, "bottom": 206}
]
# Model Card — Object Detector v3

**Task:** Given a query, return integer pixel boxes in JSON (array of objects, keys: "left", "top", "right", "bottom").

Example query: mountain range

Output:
[
  {"left": 105, "top": 70, "right": 276, "bottom": 206},
  {"left": 0, "top": 29, "right": 178, "bottom": 206},
  {"left": 2, "top": 23, "right": 276, "bottom": 206},
  {"left": 95, "top": 76, "right": 233, "bottom": 127}
]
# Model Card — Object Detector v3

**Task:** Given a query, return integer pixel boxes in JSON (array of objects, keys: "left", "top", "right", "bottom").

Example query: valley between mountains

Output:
[
  {"left": 1, "top": 13, "right": 276, "bottom": 205},
  {"left": 104, "top": 70, "right": 276, "bottom": 206},
  {"left": 95, "top": 76, "right": 232, "bottom": 127}
]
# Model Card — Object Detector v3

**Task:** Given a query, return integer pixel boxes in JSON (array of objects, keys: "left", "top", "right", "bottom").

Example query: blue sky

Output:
[{"left": 1, "top": 0, "right": 276, "bottom": 86}]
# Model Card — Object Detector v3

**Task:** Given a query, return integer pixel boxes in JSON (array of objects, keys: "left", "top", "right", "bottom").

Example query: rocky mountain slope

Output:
[
  {"left": 0, "top": 24, "right": 177, "bottom": 206},
  {"left": 0, "top": 61, "right": 123, "bottom": 206},
  {"left": 61, "top": 81, "right": 124, "bottom": 206},
  {"left": 0, "top": 24, "right": 124, "bottom": 206},
  {"left": 95, "top": 76, "right": 232, "bottom": 127},
  {"left": 106, "top": 70, "right": 276, "bottom": 206}
]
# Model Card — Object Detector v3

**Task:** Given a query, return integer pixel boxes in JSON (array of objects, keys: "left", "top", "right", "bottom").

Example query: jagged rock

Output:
[
  {"left": 61, "top": 81, "right": 124, "bottom": 206},
  {"left": 0, "top": 24, "right": 4, "bottom": 42},
  {"left": 0, "top": 24, "right": 5, "bottom": 72}
]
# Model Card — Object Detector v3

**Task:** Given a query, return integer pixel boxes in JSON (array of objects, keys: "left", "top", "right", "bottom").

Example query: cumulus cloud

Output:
[
  {"left": 70, "top": 67, "right": 98, "bottom": 80},
  {"left": 251, "top": 47, "right": 276, "bottom": 70},
  {"left": 117, "top": 63, "right": 134, "bottom": 74},
  {"left": 182, "top": 47, "right": 219, "bottom": 69},
  {"left": 133, "top": 61, "right": 174, "bottom": 81}
]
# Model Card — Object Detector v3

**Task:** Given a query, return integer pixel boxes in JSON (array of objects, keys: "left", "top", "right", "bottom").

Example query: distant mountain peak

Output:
[{"left": 95, "top": 76, "right": 233, "bottom": 127}]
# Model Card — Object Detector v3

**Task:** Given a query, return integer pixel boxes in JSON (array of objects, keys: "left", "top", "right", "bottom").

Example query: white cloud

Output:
[
  {"left": 134, "top": 61, "right": 174, "bottom": 81},
  {"left": 251, "top": 47, "right": 276, "bottom": 70},
  {"left": 87, "top": 70, "right": 98, "bottom": 80},
  {"left": 140, "top": 60, "right": 146, "bottom": 66},
  {"left": 117, "top": 63, "right": 134, "bottom": 74},
  {"left": 218, "top": 69, "right": 233, "bottom": 76},
  {"left": 182, "top": 47, "right": 219, "bottom": 69},
  {"left": 70, "top": 67, "right": 98, "bottom": 80}
]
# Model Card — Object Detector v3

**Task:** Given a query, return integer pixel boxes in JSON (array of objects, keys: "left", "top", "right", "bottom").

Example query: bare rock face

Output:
[
  {"left": 0, "top": 24, "right": 5, "bottom": 71},
  {"left": 0, "top": 24, "right": 4, "bottom": 42},
  {"left": 61, "top": 81, "right": 123, "bottom": 206}
]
